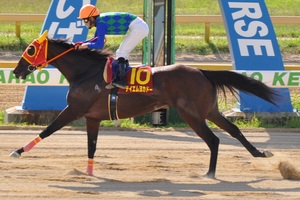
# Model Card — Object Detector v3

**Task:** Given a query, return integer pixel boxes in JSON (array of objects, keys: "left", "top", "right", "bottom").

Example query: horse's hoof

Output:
[
  {"left": 263, "top": 150, "right": 274, "bottom": 157},
  {"left": 204, "top": 172, "right": 216, "bottom": 179},
  {"left": 9, "top": 151, "right": 20, "bottom": 158}
]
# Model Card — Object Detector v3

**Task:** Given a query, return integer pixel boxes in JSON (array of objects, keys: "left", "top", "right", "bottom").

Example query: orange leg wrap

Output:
[
  {"left": 23, "top": 136, "right": 42, "bottom": 152},
  {"left": 86, "top": 159, "right": 94, "bottom": 175}
]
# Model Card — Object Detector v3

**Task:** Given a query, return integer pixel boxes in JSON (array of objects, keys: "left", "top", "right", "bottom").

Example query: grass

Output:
[
  {"left": 291, "top": 89, "right": 300, "bottom": 110},
  {"left": 0, "top": 111, "right": 3, "bottom": 124},
  {"left": 0, "top": 0, "right": 300, "bottom": 53},
  {"left": 0, "top": 0, "right": 300, "bottom": 128}
]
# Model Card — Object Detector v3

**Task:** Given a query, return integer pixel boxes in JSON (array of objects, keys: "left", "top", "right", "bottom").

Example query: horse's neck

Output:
[{"left": 48, "top": 43, "right": 105, "bottom": 83}]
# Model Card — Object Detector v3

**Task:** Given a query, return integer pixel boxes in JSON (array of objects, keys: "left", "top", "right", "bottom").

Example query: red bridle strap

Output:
[{"left": 39, "top": 47, "right": 74, "bottom": 69}]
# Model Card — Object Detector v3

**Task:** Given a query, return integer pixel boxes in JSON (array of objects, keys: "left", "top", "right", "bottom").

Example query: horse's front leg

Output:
[
  {"left": 85, "top": 117, "right": 100, "bottom": 175},
  {"left": 10, "top": 106, "right": 82, "bottom": 158}
]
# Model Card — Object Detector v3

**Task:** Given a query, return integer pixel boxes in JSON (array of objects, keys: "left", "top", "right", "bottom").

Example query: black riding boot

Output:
[{"left": 112, "top": 57, "right": 127, "bottom": 89}]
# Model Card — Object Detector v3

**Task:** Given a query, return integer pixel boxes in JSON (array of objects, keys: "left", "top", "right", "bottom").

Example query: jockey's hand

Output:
[
  {"left": 75, "top": 43, "right": 89, "bottom": 51},
  {"left": 75, "top": 41, "right": 84, "bottom": 46},
  {"left": 74, "top": 42, "right": 84, "bottom": 50}
]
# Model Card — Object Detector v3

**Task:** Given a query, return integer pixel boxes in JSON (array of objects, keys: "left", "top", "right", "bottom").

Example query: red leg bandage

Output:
[
  {"left": 86, "top": 159, "right": 94, "bottom": 175},
  {"left": 23, "top": 136, "right": 42, "bottom": 152}
]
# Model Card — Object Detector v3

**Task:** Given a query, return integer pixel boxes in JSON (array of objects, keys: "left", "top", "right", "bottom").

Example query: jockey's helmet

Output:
[{"left": 78, "top": 4, "right": 100, "bottom": 19}]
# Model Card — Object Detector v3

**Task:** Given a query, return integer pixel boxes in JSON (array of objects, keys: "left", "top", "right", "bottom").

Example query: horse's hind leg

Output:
[
  {"left": 207, "top": 109, "right": 273, "bottom": 158},
  {"left": 196, "top": 123, "right": 220, "bottom": 178},
  {"left": 177, "top": 111, "right": 220, "bottom": 178}
]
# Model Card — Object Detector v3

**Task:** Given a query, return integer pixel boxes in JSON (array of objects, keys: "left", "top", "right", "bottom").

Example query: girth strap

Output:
[{"left": 108, "top": 87, "right": 119, "bottom": 120}]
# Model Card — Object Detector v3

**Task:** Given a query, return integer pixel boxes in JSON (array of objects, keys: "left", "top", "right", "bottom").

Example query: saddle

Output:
[
  {"left": 103, "top": 57, "right": 154, "bottom": 120},
  {"left": 103, "top": 57, "right": 154, "bottom": 94}
]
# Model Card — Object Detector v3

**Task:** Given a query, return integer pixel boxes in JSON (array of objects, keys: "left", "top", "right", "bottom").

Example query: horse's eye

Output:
[{"left": 27, "top": 45, "right": 36, "bottom": 56}]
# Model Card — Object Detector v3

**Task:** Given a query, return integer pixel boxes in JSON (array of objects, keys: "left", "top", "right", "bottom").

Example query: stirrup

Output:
[{"left": 105, "top": 82, "right": 115, "bottom": 89}]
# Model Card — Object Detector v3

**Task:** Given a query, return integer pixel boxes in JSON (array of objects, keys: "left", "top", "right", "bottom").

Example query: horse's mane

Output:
[{"left": 47, "top": 37, "right": 114, "bottom": 60}]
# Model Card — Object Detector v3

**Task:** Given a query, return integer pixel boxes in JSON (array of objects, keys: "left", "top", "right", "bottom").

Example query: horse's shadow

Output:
[
  {"left": 100, "top": 130, "right": 202, "bottom": 143},
  {"left": 99, "top": 130, "right": 264, "bottom": 149},
  {"left": 99, "top": 129, "right": 300, "bottom": 150},
  {"left": 50, "top": 176, "right": 300, "bottom": 197}
]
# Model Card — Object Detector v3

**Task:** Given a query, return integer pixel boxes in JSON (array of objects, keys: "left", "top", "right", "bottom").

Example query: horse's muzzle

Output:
[
  {"left": 13, "top": 68, "right": 20, "bottom": 78},
  {"left": 13, "top": 66, "right": 30, "bottom": 79}
]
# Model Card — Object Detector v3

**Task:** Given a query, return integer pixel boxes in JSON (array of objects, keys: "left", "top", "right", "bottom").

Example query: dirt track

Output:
[
  {"left": 0, "top": 129, "right": 299, "bottom": 199},
  {"left": 1, "top": 53, "right": 300, "bottom": 199}
]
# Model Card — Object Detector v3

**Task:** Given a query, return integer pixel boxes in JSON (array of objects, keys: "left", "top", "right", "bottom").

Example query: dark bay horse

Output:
[{"left": 11, "top": 31, "right": 277, "bottom": 178}]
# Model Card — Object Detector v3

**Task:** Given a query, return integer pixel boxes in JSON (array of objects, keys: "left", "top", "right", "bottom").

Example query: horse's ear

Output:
[{"left": 37, "top": 30, "right": 48, "bottom": 44}]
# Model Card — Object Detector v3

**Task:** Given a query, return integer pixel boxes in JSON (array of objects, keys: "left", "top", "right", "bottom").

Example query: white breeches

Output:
[{"left": 116, "top": 17, "right": 149, "bottom": 59}]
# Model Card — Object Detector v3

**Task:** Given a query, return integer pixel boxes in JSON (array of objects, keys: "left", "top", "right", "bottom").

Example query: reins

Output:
[
  {"left": 38, "top": 47, "right": 74, "bottom": 70},
  {"left": 47, "top": 47, "right": 74, "bottom": 64}
]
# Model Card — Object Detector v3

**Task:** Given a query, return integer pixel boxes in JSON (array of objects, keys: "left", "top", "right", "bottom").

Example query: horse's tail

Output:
[{"left": 200, "top": 69, "right": 279, "bottom": 106}]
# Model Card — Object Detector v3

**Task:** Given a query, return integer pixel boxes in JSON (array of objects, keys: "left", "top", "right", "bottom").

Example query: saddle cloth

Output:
[{"left": 103, "top": 57, "right": 154, "bottom": 94}]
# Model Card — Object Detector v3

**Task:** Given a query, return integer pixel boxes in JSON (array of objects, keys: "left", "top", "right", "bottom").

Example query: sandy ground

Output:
[
  {"left": 1, "top": 52, "right": 300, "bottom": 199},
  {"left": 0, "top": 129, "right": 299, "bottom": 200}
]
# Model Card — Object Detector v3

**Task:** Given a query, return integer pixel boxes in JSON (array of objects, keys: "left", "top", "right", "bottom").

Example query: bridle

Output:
[
  {"left": 22, "top": 31, "right": 74, "bottom": 72},
  {"left": 28, "top": 48, "right": 74, "bottom": 72},
  {"left": 36, "top": 43, "right": 74, "bottom": 71},
  {"left": 24, "top": 39, "right": 74, "bottom": 72}
]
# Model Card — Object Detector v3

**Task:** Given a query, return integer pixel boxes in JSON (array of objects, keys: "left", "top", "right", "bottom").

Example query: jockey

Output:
[{"left": 76, "top": 4, "right": 149, "bottom": 89}]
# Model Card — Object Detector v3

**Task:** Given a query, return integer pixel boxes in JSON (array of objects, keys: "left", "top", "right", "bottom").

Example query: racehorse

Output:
[{"left": 11, "top": 31, "right": 277, "bottom": 178}]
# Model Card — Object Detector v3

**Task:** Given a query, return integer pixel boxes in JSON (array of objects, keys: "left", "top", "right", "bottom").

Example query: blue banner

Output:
[
  {"left": 41, "top": 0, "right": 96, "bottom": 41},
  {"left": 22, "top": 0, "right": 97, "bottom": 110},
  {"left": 218, "top": 0, "right": 293, "bottom": 112}
]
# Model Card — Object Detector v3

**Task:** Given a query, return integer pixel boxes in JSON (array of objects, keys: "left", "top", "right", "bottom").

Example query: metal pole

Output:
[
  {"left": 166, "top": 0, "right": 175, "bottom": 65},
  {"left": 143, "top": 0, "right": 152, "bottom": 66}
]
